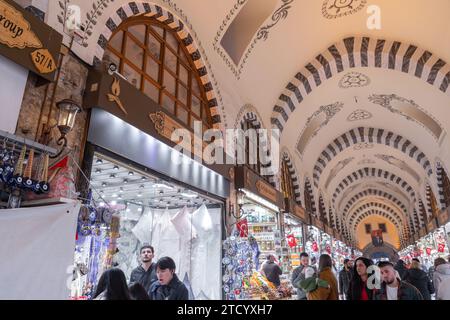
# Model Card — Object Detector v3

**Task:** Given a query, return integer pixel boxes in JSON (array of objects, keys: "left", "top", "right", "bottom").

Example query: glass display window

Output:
[{"left": 71, "top": 152, "right": 225, "bottom": 300}]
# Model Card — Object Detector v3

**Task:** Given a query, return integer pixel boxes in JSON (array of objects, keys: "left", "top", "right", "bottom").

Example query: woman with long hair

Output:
[
  {"left": 93, "top": 268, "right": 131, "bottom": 300},
  {"left": 346, "top": 257, "right": 375, "bottom": 300},
  {"left": 307, "top": 254, "right": 339, "bottom": 300}
]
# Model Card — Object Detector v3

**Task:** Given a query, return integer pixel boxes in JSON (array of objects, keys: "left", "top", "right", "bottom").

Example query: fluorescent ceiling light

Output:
[{"left": 181, "top": 191, "right": 197, "bottom": 198}]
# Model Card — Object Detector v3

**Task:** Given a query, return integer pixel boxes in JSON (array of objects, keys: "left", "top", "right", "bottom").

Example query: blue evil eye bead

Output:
[
  {"left": 24, "top": 177, "right": 34, "bottom": 190},
  {"left": 102, "top": 209, "right": 112, "bottom": 224},
  {"left": 227, "top": 264, "right": 234, "bottom": 271},
  {"left": 223, "top": 285, "right": 230, "bottom": 293},
  {"left": 227, "top": 248, "right": 236, "bottom": 255},
  {"left": 33, "top": 181, "right": 41, "bottom": 193},
  {"left": 222, "top": 257, "right": 231, "bottom": 265},
  {"left": 223, "top": 275, "right": 230, "bottom": 283},
  {"left": 230, "top": 236, "right": 236, "bottom": 241},
  {"left": 40, "top": 182, "right": 50, "bottom": 194},
  {"left": 80, "top": 224, "right": 91, "bottom": 236},
  {"left": 88, "top": 210, "right": 97, "bottom": 222}
]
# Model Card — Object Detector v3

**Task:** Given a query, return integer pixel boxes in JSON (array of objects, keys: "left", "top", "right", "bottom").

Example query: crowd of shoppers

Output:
[{"left": 90, "top": 243, "right": 450, "bottom": 300}]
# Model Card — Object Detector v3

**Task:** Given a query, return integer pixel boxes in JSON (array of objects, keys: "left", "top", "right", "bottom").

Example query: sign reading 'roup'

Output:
[{"left": 0, "top": 0, "right": 42, "bottom": 49}]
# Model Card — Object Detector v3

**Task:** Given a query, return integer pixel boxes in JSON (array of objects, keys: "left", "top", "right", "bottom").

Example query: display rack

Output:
[{"left": 0, "top": 129, "right": 57, "bottom": 156}]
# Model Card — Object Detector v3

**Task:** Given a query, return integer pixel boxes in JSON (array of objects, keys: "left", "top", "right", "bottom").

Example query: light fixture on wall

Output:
[{"left": 50, "top": 99, "right": 82, "bottom": 159}]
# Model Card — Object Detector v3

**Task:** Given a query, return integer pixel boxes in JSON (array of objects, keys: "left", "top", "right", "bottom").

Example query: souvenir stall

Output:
[
  {"left": 332, "top": 236, "right": 351, "bottom": 270},
  {"left": 80, "top": 69, "right": 232, "bottom": 299},
  {"left": 305, "top": 216, "right": 323, "bottom": 267},
  {"left": 229, "top": 166, "right": 292, "bottom": 300},
  {"left": 283, "top": 199, "right": 309, "bottom": 271},
  {"left": 321, "top": 225, "right": 334, "bottom": 257}
]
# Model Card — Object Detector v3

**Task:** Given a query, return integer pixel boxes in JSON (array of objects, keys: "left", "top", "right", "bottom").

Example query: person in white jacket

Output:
[{"left": 433, "top": 257, "right": 450, "bottom": 299}]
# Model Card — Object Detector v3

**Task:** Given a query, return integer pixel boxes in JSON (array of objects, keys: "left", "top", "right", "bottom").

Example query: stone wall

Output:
[{"left": 14, "top": 48, "right": 90, "bottom": 189}]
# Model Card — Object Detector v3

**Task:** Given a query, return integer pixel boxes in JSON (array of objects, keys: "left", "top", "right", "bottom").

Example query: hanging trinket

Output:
[
  {"left": 1, "top": 143, "right": 16, "bottom": 183},
  {"left": 23, "top": 149, "right": 36, "bottom": 190},
  {"left": 38, "top": 154, "right": 50, "bottom": 194},
  {"left": 9, "top": 144, "right": 26, "bottom": 188}
]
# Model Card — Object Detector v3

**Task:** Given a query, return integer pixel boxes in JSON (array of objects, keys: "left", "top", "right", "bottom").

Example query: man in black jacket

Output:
[
  {"left": 150, "top": 257, "right": 189, "bottom": 300},
  {"left": 373, "top": 261, "right": 423, "bottom": 300},
  {"left": 129, "top": 245, "right": 157, "bottom": 292},
  {"left": 338, "top": 259, "right": 353, "bottom": 300}
]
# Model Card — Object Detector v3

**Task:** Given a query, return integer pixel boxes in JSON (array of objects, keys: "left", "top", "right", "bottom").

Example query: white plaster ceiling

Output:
[{"left": 42, "top": 0, "right": 450, "bottom": 247}]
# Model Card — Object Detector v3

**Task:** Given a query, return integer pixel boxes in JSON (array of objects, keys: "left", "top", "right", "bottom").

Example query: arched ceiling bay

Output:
[{"left": 45, "top": 0, "right": 450, "bottom": 247}]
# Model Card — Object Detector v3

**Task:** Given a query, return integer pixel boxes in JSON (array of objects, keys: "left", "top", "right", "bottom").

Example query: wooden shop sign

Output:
[
  {"left": 256, "top": 179, "right": 277, "bottom": 203},
  {"left": 284, "top": 198, "right": 308, "bottom": 224},
  {"left": 0, "top": 0, "right": 62, "bottom": 81},
  {"left": 438, "top": 207, "right": 450, "bottom": 226},
  {"left": 83, "top": 70, "right": 232, "bottom": 180},
  {"left": 234, "top": 166, "right": 284, "bottom": 209}
]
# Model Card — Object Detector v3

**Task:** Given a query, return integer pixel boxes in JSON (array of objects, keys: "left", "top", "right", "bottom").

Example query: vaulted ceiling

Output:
[{"left": 44, "top": 0, "right": 450, "bottom": 249}]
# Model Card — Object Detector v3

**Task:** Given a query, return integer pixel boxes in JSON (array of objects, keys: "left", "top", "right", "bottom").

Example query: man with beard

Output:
[
  {"left": 373, "top": 261, "right": 423, "bottom": 300},
  {"left": 130, "top": 245, "right": 157, "bottom": 292}
]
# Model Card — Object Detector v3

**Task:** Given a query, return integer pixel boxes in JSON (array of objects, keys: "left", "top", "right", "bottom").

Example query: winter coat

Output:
[
  {"left": 404, "top": 268, "right": 434, "bottom": 300},
  {"left": 292, "top": 265, "right": 317, "bottom": 300},
  {"left": 338, "top": 268, "right": 352, "bottom": 296},
  {"left": 149, "top": 274, "right": 189, "bottom": 300},
  {"left": 130, "top": 263, "right": 157, "bottom": 292},
  {"left": 372, "top": 279, "right": 423, "bottom": 300},
  {"left": 433, "top": 263, "right": 450, "bottom": 297},
  {"left": 394, "top": 261, "right": 408, "bottom": 280},
  {"left": 436, "top": 277, "right": 450, "bottom": 300},
  {"left": 307, "top": 267, "right": 339, "bottom": 300},
  {"left": 261, "top": 261, "right": 282, "bottom": 287},
  {"left": 346, "top": 278, "right": 376, "bottom": 300}
]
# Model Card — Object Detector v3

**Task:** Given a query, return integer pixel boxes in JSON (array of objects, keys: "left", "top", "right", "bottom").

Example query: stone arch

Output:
[
  {"left": 332, "top": 168, "right": 416, "bottom": 205},
  {"left": 281, "top": 149, "right": 302, "bottom": 205},
  {"left": 234, "top": 104, "right": 276, "bottom": 187},
  {"left": 271, "top": 36, "right": 450, "bottom": 132},
  {"left": 342, "top": 188, "right": 408, "bottom": 216},
  {"left": 436, "top": 160, "right": 450, "bottom": 210},
  {"left": 304, "top": 177, "right": 316, "bottom": 216},
  {"left": 94, "top": 1, "right": 223, "bottom": 128},
  {"left": 313, "top": 127, "right": 433, "bottom": 188}
]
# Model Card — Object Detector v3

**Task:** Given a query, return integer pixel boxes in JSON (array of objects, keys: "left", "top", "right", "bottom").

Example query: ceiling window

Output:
[{"left": 102, "top": 17, "right": 212, "bottom": 130}]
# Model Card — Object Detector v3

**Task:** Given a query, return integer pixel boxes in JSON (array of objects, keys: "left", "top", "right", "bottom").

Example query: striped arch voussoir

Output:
[
  {"left": 94, "top": 1, "right": 222, "bottom": 128},
  {"left": 271, "top": 36, "right": 450, "bottom": 132}
]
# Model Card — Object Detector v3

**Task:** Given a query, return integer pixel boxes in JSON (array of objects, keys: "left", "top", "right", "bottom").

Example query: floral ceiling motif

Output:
[
  {"left": 347, "top": 109, "right": 372, "bottom": 122},
  {"left": 339, "top": 71, "right": 371, "bottom": 89},
  {"left": 322, "top": 0, "right": 367, "bottom": 19}
]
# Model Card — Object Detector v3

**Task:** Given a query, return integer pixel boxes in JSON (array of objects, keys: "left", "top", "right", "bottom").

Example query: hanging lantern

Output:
[
  {"left": 426, "top": 247, "right": 431, "bottom": 255},
  {"left": 326, "top": 244, "right": 331, "bottom": 254},
  {"left": 438, "top": 243, "right": 445, "bottom": 253},
  {"left": 312, "top": 241, "right": 319, "bottom": 252}
]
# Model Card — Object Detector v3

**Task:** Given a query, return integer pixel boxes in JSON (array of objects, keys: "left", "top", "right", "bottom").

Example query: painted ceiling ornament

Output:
[
  {"left": 257, "top": 0, "right": 294, "bottom": 41},
  {"left": 347, "top": 109, "right": 373, "bottom": 122},
  {"left": 368, "top": 94, "right": 444, "bottom": 141},
  {"left": 353, "top": 142, "right": 374, "bottom": 151},
  {"left": 214, "top": 0, "right": 294, "bottom": 79},
  {"left": 296, "top": 102, "right": 344, "bottom": 157},
  {"left": 325, "top": 157, "right": 355, "bottom": 189},
  {"left": 339, "top": 72, "right": 371, "bottom": 89},
  {"left": 357, "top": 158, "right": 376, "bottom": 165},
  {"left": 322, "top": 0, "right": 367, "bottom": 19},
  {"left": 374, "top": 154, "right": 421, "bottom": 183}
]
